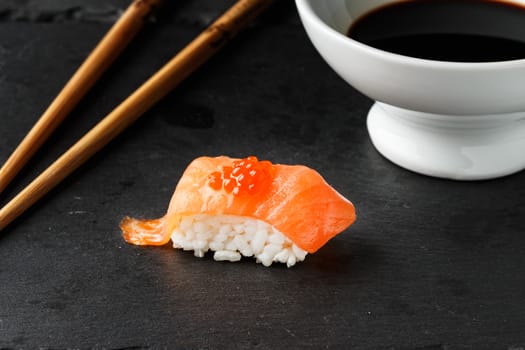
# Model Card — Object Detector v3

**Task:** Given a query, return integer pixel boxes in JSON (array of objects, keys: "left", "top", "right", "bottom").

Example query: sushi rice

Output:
[{"left": 171, "top": 214, "right": 307, "bottom": 267}]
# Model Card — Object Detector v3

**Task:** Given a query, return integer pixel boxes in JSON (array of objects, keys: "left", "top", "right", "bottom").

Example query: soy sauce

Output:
[{"left": 347, "top": 0, "right": 525, "bottom": 62}]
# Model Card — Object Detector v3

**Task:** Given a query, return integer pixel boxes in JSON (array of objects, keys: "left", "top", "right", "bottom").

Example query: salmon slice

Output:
[{"left": 121, "top": 156, "right": 356, "bottom": 254}]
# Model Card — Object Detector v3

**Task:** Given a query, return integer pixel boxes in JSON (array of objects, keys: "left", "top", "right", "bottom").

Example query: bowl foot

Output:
[{"left": 367, "top": 102, "right": 525, "bottom": 180}]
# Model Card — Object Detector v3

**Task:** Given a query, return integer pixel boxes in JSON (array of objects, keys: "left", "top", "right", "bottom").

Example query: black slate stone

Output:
[{"left": 0, "top": 1, "right": 524, "bottom": 349}]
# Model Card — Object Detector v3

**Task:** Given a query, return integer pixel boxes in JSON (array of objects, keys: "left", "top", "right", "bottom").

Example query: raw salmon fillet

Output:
[{"left": 121, "top": 156, "right": 356, "bottom": 265}]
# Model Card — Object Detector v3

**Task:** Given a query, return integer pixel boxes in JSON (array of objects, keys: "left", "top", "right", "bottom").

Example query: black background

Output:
[{"left": 1, "top": 1, "right": 524, "bottom": 349}]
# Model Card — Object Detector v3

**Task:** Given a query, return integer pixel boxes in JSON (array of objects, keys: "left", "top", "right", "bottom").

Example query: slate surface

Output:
[{"left": 0, "top": 1, "right": 524, "bottom": 349}]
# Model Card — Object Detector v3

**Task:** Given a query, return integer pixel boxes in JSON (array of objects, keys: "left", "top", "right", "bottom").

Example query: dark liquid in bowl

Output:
[{"left": 347, "top": 0, "right": 525, "bottom": 62}]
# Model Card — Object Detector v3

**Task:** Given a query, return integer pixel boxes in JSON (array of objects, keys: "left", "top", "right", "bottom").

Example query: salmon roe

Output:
[{"left": 207, "top": 156, "right": 274, "bottom": 196}]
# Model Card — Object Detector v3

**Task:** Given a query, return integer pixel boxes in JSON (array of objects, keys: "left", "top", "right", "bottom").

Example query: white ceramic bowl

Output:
[{"left": 295, "top": 0, "right": 525, "bottom": 180}]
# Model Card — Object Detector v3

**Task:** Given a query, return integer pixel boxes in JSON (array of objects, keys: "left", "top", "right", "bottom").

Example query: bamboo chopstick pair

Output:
[{"left": 0, "top": 0, "right": 273, "bottom": 231}]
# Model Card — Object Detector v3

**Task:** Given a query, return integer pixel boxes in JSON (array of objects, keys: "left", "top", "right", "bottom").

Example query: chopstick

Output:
[
  {"left": 0, "top": 0, "right": 273, "bottom": 231},
  {"left": 0, "top": 0, "right": 162, "bottom": 195}
]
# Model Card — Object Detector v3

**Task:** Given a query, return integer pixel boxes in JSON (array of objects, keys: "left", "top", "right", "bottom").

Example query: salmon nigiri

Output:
[{"left": 121, "top": 156, "right": 356, "bottom": 267}]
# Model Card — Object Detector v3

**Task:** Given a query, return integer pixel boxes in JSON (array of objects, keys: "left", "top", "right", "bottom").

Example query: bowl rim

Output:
[{"left": 295, "top": 0, "right": 525, "bottom": 71}]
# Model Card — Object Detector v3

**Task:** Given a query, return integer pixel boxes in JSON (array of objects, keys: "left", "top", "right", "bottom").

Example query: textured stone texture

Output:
[
  {"left": 0, "top": 1, "right": 524, "bottom": 349},
  {"left": 0, "top": 0, "right": 298, "bottom": 24}
]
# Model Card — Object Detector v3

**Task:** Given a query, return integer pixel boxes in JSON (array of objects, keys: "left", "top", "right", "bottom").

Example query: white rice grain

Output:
[
  {"left": 292, "top": 244, "right": 307, "bottom": 260},
  {"left": 193, "top": 239, "right": 207, "bottom": 251},
  {"left": 194, "top": 249, "right": 206, "bottom": 258},
  {"left": 218, "top": 225, "right": 232, "bottom": 236},
  {"left": 269, "top": 233, "right": 284, "bottom": 245},
  {"left": 286, "top": 255, "right": 297, "bottom": 268},
  {"left": 257, "top": 252, "right": 273, "bottom": 267},
  {"left": 170, "top": 214, "right": 308, "bottom": 267},
  {"left": 209, "top": 241, "right": 224, "bottom": 251},
  {"left": 194, "top": 222, "right": 207, "bottom": 235},
  {"left": 263, "top": 243, "right": 282, "bottom": 258},
  {"left": 214, "top": 250, "right": 241, "bottom": 262},
  {"left": 233, "top": 235, "right": 252, "bottom": 257},
  {"left": 274, "top": 249, "right": 290, "bottom": 264},
  {"left": 251, "top": 229, "right": 267, "bottom": 255}
]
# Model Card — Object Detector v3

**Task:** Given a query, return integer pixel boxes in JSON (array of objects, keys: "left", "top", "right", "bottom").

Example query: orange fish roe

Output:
[{"left": 207, "top": 156, "right": 274, "bottom": 196}]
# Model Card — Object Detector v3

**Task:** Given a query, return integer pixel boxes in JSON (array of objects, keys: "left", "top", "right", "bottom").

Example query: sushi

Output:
[{"left": 121, "top": 156, "right": 356, "bottom": 267}]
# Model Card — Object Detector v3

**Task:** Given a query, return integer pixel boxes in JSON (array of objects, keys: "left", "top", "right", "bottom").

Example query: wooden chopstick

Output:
[
  {"left": 0, "top": 0, "right": 273, "bottom": 231},
  {"left": 0, "top": 0, "right": 162, "bottom": 195}
]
